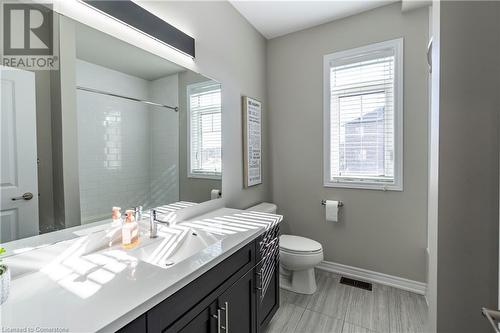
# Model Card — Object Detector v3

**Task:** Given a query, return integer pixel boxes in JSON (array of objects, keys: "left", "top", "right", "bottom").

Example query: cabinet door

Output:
[
  {"left": 166, "top": 301, "right": 217, "bottom": 333},
  {"left": 117, "top": 314, "right": 147, "bottom": 333},
  {"left": 148, "top": 243, "right": 256, "bottom": 332},
  {"left": 178, "top": 305, "right": 216, "bottom": 333},
  {"left": 257, "top": 247, "right": 280, "bottom": 330},
  {"left": 258, "top": 264, "right": 280, "bottom": 330},
  {"left": 217, "top": 268, "right": 256, "bottom": 333}
]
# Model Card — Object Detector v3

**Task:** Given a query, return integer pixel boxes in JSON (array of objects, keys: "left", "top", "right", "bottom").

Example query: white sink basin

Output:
[
  {"left": 4, "top": 220, "right": 227, "bottom": 280},
  {"left": 128, "top": 226, "right": 225, "bottom": 268}
]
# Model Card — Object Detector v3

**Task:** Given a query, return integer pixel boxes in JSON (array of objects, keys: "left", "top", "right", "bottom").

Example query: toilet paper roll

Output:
[
  {"left": 325, "top": 200, "right": 339, "bottom": 222},
  {"left": 211, "top": 189, "right": 221, "bottom": 200}
]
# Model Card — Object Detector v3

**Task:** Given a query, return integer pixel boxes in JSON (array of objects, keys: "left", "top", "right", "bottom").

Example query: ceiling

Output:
[
  {"left": 230, "top": 1, "right": 398, "bottom": 39},
  {"left": 75, "top": 21, "right": 186, "bottom": 81}
]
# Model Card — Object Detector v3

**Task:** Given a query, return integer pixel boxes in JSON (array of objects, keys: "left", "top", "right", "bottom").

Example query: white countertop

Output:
[{"left": 0, "top": 207, "right": 282, "bottom": 333}]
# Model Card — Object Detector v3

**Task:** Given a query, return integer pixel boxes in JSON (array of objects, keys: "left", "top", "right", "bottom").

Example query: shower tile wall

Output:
[{"left": 76, "top": 60, "right": 179, "bottom": 223}]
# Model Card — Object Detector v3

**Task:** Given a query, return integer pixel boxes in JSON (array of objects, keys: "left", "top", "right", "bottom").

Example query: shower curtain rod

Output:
[{"left": 77, "top": 86, "right": 179, "bottom": 112}]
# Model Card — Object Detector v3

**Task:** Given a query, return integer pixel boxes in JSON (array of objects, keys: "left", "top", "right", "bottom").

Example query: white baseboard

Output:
[{"left": 316, "top": 261, "right": 427, "bottom": 295}]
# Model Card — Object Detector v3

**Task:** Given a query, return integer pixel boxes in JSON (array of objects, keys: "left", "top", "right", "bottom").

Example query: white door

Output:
[{"left": 1, "top": 66, "right": 39, "bottom": 242}]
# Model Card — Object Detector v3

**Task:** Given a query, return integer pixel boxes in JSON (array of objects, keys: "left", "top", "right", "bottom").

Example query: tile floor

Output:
[{"left": 264, "top": 270, "right": 429, "bottom": 333}]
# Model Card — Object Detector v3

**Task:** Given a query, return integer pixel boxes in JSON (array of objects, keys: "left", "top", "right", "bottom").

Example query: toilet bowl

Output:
[
  {"left": 279, "top": 235, "right": 323, "bottom": 294},
  {"left": 245, "top": 202, "right": 323, "bottom": 295}
]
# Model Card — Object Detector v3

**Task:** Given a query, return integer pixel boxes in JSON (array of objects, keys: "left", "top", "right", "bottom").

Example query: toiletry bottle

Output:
[
  {"left": 107, "top": 207, "right": 123, "bottom": 247},
  {"left": 111, "top": 207, "right": 123, "bottom": 227},
  {"left": 122, "top": 209, "right": 139, "bottom": 249}
]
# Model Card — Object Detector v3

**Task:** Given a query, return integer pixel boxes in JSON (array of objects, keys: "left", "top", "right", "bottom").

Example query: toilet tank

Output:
[{"left": 246, "top": 202, "right": 277, "bottom": 214}]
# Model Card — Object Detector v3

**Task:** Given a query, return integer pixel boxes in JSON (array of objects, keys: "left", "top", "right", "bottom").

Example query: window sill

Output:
[
  {"left": 188, "top": 173, "right": 222, "bottom": 180},
  {"left": 323, "top": 180, "right": 402, "bottom": 191}
]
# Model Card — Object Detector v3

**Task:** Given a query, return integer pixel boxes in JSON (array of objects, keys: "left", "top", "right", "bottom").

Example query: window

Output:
[
  {"left": 323, "top": 38, "right": 403, "bottom": 190},
  {"left": 188, "top": 81, "right": 222, "bottom": 179}
]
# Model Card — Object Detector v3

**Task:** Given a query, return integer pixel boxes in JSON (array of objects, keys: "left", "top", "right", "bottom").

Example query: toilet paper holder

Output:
[{"left": 321, "top": 200, "right": 344, "bottom": 207}]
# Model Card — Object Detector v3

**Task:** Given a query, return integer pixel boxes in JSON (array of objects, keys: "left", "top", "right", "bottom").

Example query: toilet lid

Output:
[{"left": 280, "top": 235, "right": 322, "bottom": 253}]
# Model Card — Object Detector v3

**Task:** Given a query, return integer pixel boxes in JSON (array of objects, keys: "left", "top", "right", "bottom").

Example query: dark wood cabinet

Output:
[
  {"left": 258, "top": 262, "right": 279, "bottom": 329},
  {"left": 147, "top": 243, "right": 255, "bottom": 333},
  {"left": 177, "top": 307, "right": 214, "bottom": 333},
  {"left": 116, "top": 314, "right": 147, "bottom": 333},
  {"left": 167, "top": 302, "right": 217, "bottom": 333},
  {"left": 255, "top": 225, "right": 280, "bottom": 331},
  {"left": 116, "top": 233, "right": 280, "bottom": 333},
  {"left": 217, "top": 268, "right": 256, "bottom": 333}
]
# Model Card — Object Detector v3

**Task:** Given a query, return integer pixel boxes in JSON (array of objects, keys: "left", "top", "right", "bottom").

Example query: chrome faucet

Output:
[
  {"left": 149, "top": 208, "right": 172, "bottom": 238},
  {"left": 134, "top": 206, "right": 143, "bottom": 221}
]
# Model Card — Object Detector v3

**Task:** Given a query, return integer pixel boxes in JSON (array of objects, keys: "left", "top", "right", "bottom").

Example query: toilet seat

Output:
[
  {"left": 281, "top": 247, "right": 323, "bottom": 255},
  {"left": 280, "top": 235, "right": 322, "bottom": 254}
]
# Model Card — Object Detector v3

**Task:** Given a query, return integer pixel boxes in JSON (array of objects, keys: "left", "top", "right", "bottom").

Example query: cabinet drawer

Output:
[{"left": 147, "top": 242, "right": 255, "bottom": 333}]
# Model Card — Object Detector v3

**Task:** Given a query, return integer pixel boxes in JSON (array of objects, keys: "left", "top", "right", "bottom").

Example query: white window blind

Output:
[
  {"left": 188, "top": 81, "right": 222, "bottom": 178},
  {"left": 324, "top": 39, "right": 403, "bottom": 190}
]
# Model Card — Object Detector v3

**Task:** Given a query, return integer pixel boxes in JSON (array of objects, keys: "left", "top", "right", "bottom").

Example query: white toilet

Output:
[
  {"left": 246, "top": 202, "right": 324, "bottom": 295},
  {"left": 279, "top": 235, "right": 323, "bottom": 294}
]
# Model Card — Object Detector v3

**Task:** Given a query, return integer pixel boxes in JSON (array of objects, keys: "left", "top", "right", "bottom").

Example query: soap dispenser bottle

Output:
[
  {"left": 107, "top": 206, "right": 123, "bottom": 246},
  {"left": 111, "top": 207, "right": 123, "bottom": 227},
  {"left": 122, "top": 209, "right": 139, "bottom": 249}
]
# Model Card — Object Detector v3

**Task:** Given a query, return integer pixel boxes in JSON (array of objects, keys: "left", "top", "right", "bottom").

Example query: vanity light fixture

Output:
[{"left": 80, "top": 0, "right": 195, "bottom": 58}]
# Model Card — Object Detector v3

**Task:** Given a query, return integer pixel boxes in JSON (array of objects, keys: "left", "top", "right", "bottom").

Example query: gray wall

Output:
[
  {"left": 49, "top": 14, "right": 65, "bottom": 231},
  {"left": 139, "top": 1, "right": 270, "bottom": 209},
  {"left": 267, "top": 3, "right": 429, "bottom": 282},
  {"left": 149, "top": 74, "right": 180, "bottom": 208},
  {"left": 435, "top": 2, "right": 499, "bottom": 332},
  {"left": 178, "top": 70, "right": 222, "bottom": 203},
  {"left": 33, "top": 70, "right": 55, "bottom": 234},
  {"left": 58, "top": 16, "right": 81, "bottom": 228}
]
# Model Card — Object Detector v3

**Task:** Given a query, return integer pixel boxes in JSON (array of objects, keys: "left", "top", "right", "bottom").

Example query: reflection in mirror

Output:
[{"left": 0, "top": 13, "right": 222, "bottom": 243}]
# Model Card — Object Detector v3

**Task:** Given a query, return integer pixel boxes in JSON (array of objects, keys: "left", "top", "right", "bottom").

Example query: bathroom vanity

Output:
[
  {"left": 119, "top": 211, "right": 280, "bottom": 333},
  {"left": 0, "top": 207, "right": 281, "bottom": 332},
  {"left": 122, "top": 230, "right": 279, "bottom": 333}
]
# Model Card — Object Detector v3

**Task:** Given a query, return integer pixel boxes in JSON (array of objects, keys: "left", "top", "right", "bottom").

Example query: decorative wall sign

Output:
[{"left": 243, "top": 96, "right": 262, "bottom": 187}]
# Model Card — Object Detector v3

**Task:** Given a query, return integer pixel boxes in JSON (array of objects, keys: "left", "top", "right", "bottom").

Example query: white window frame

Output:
[
  {"left": 187, "top": 81, "right": 222, "bottom": 180},
  {"left": 323, "top": 38, "right": 403, "bottom": 191}
]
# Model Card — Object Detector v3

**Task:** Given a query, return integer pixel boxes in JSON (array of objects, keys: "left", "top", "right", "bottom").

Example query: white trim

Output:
[
  {"left": 323, "top": 181, "right": 401, "bottom": 192},
  {"left": 187, "top": 172, "right": 222, "bottom": 180},
  {"left": 317, "top": 260, "right": 427, "bottom": 295},
  {"left": 323, "top": 38, "right": 404, "bottom": 191}
]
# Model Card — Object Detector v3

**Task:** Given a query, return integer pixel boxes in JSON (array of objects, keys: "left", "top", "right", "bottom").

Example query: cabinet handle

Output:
[
  {"left": 216, "top": 309, "right": 222, "bottom": 333},
  {"left": 225, "top": 302, "right": 229, "bottom": 332},
  {"left": 220, "top": 302, "right": 229, "bottom": 332},
  {"left": 256, "top": 272, "right": 262, "bottom": 291}
]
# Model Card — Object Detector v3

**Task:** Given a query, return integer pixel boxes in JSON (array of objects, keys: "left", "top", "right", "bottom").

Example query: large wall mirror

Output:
[{"left": 1, "top": 13, "right": 222, "bottom": 243}]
